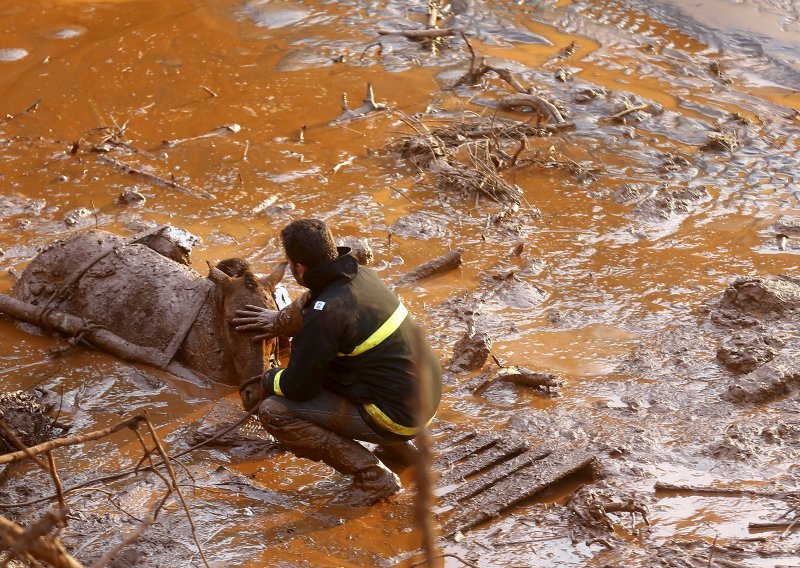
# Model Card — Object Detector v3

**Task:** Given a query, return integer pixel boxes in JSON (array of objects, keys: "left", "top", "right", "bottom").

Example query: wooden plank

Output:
[
  {"left": 434, "top": 433, "right": 499, "bottom": 470},
  {"left": 436, "top": 446, "right": 551, "bottom": 503},
  {"left": 436, "top": 439, "right": 530, "bottom": 487},
  {"left": 436, "top": 430, "right": 476, "bottom": 453},
  {"left": 441, "top": 449, "right": 595, "bottom": 536}
]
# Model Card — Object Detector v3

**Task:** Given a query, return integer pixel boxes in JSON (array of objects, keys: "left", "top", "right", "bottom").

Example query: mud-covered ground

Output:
[{"left": 1, "top": 0, "right": 799, "bottom": 566}]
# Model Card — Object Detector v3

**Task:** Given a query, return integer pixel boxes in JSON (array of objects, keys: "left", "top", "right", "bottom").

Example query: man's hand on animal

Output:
[
  {"left": 233, "top": 305, "right": 282, "bottom": 341},
  {"left": 233, "top": 293, "right": 305, "bottom": 340}
]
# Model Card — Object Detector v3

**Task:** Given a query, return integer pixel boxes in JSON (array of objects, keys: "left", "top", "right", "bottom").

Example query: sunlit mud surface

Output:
[{"left": 1, "top": 0, "right": 799, "bottom": 566}]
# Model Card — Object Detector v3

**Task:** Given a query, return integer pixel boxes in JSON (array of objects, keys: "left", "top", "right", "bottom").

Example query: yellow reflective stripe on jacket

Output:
[
  {"left": 363, "top": 403, "right": 434, "bottom": 437},
  {"left": 338, "top": 302, "right": 408, "bottom": 357},
  {"left": 273, "top": 369, "right": 285, "bottom": 397}
]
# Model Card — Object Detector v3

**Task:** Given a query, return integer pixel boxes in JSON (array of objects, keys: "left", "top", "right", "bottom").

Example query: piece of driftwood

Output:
[
  {"left": 472, "top": 365, "right": 561, "bottom": 395},
  {"left": 748, "top": 520, "right": 798, "bottom": 531},
  {"left": 97, "top": 154, "right": 215, "bottom": 200},
  {"left": 498, "top": 94, "right": 565, "bottom": 124},
  {"left": 654, "top": 482, "right": 797, "bottom": 500},
  {"left": 396, "top": 249, "right": 463, "bottom": 285},
  {"left": 0, "top": 294, "right": 207, "bottom": 385}
]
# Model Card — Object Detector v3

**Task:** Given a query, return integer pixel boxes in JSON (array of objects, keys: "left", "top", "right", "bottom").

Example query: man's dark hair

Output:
[{"left": 281, "top": 219, "right": 337, "bottom": 268}]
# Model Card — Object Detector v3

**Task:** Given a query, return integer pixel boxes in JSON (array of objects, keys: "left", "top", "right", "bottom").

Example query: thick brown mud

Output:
[{"left": 1, "top": 0, "right": 799, "bottom": 566}]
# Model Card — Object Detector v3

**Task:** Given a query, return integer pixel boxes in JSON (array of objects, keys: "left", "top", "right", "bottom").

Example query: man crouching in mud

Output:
[{"left": 233, "top": 219, "right": 442, "bottom": 507}]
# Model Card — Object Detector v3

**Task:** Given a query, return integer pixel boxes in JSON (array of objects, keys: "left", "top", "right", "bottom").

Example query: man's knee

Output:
[{"left": 258, "top": 396, "right": 297, "bottom": 431}]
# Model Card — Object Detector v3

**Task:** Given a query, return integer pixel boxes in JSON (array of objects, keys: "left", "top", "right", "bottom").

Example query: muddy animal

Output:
[{"left": 5, "top": 227, "right": 284, "bottom": 390}]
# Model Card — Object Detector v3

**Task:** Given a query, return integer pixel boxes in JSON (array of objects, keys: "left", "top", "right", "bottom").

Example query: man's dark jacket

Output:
[{"left": 262, "top": 248, "right": 442, "bottom": 439}]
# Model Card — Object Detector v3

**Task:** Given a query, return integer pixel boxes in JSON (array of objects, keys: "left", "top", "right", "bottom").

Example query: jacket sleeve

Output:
[{"left": 261, "top": 296, "right": 348, "bottom": 401}]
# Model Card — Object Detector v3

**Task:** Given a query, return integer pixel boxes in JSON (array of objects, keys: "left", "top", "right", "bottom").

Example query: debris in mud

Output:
[
  {"left": 396, "top": 248, "right": 463, "bottom": 285},
  {"left": 160, "top": 123, "right": 241, "bottom": 149},
  {"left": 63, "top": 207, "right": 96, "bottom": 227},
  {"left": 613, "top": 182, "right": 658, "bottom": 205},
  {"left": 449, "top": 329, "right": 492, "bottom": 372},
  {"left": 336, "top": 236, "right": 373, "bottom": 265},
  {"left": 390, "top": 211, "right": 449, "bottom": 240},
  {"left": 723, "top": 353, "right": 800, "bottom": 404},
  {"left": 658, "top": 152, "right": 692, "bottom": 173},
  {"left": 702, "top": 128, "right": 740, "bottom": 152},
  {"left": 773, "top": 216, "right": 800, "bottom": 235},
  {"left": 716, "top": 328, "right": 784, "bottom": 374},
  {"left": 186, "top": 401, "right": 277, "bottom": 458},
  {"left": 554, "top": 67, "right": 574, "bottom": 82},
  {"left": 433, "top": 430, "right": 597, "bottom": 537},
  {"left": 97, "top": 154, "right": 216, "bottom": 200},
  {"left": 0, "top": 390, "right": 53, "bottom": 454},
  {"left": 470, "top": 365, "right": 561, "bottom": 396},
  {"left": 567, "top": 484, "right": 650, "bottom": 538},
  {"left": 118, "top": 188, "right": 147, "bottom": 206},
  {"left": 715, "top": 275, "right": 800, "bottom": 324},
  {"left": 498, "top": 93, "right": 567, "bottom": 123},
  {"left": 332, "top": 83, "right": 386, "bottom": 124},
  {"left": 387, "top": 110, "right": 575, "bottom": 206},
  {"left": 574, "top": 87, "right": 606, "bottom": 103},
  {"left": 708, "top": 59, "right": 732, "bottom": 84},
  {"left": 377, "top": 28, "right": 456, "bottom": 40},
  {"left": 605, "top": 99, "right": 652, "bottom": 124},
  {"left": 485, "top": 270, "right": 548, "bottom": 309},
  {"left": 630, "top": 185, "right": 711, "bottom": 223},
  {"left": 712, "top": 419, "right": 800, "bottom": 461}
]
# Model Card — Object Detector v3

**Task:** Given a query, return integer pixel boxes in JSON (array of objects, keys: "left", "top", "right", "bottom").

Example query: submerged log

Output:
[{"left": 396, "top": 249, "right": 463, "bottom": 285}]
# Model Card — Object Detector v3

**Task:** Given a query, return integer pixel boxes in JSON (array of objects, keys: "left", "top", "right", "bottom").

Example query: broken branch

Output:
[{"left": 396, "top": 249, "right": 464, "bottom": 285}]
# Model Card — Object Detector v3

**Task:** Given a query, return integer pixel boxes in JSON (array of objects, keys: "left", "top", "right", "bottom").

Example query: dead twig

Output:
[
  {"left": 2, "top": 98, "right": 42, "bottom": 123},
  {"left": 0, "top": 415, "right": 146, "bottom": 467},
  {"left": 160, "top": 123, "right": 240, "bottom": 149},
  {"left": 378, "top": 28, "right": 456, "bottom": 39},
  {"left": 142, "top": 414, "right": 210, "bottom": 567},
  {"left": 605, "top": 103, "right": 649, "bottom": 121},
  {"left": 89, "top": 491, "right": 171, "bottom": 568},
  {"left": 0, "top": 510, "right": 81, "bottom": 568},
  {"left": 0, "top": 409, "right": 257, "bottom": 509}
]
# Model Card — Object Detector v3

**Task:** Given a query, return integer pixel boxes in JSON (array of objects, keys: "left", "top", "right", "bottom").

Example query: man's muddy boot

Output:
[
  {"left": 327, "top": 461, "right": 400, "bottom": 507},
  {"left": 259, "top": 398, "right": 400, "bottom": 507}
]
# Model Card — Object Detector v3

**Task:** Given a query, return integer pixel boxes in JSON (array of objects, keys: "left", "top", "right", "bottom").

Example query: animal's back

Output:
[{"left": 13, "top": 229, "right": 212, "bottom": 356}]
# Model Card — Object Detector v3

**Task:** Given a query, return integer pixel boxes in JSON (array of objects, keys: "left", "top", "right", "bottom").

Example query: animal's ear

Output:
[
  {"left": 207, "top": 262, "right": 231, "bottom": 285},
  {"left": 260, "top": 261, "right": 287, "bottom": 290}
]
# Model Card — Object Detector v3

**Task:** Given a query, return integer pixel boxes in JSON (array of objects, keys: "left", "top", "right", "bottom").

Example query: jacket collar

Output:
[{"left": 304, "top": 247, "right": 358, "bottom": 296}]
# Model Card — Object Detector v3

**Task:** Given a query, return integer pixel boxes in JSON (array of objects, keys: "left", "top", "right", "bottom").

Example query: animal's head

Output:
[{"left": 207, "top": 258, "right": 286, "bottom": 385}]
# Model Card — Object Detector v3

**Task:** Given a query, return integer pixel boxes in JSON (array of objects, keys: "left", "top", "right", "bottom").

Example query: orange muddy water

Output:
[{"left": 1, "top": 0, "right": 799, "bottom": 566}]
